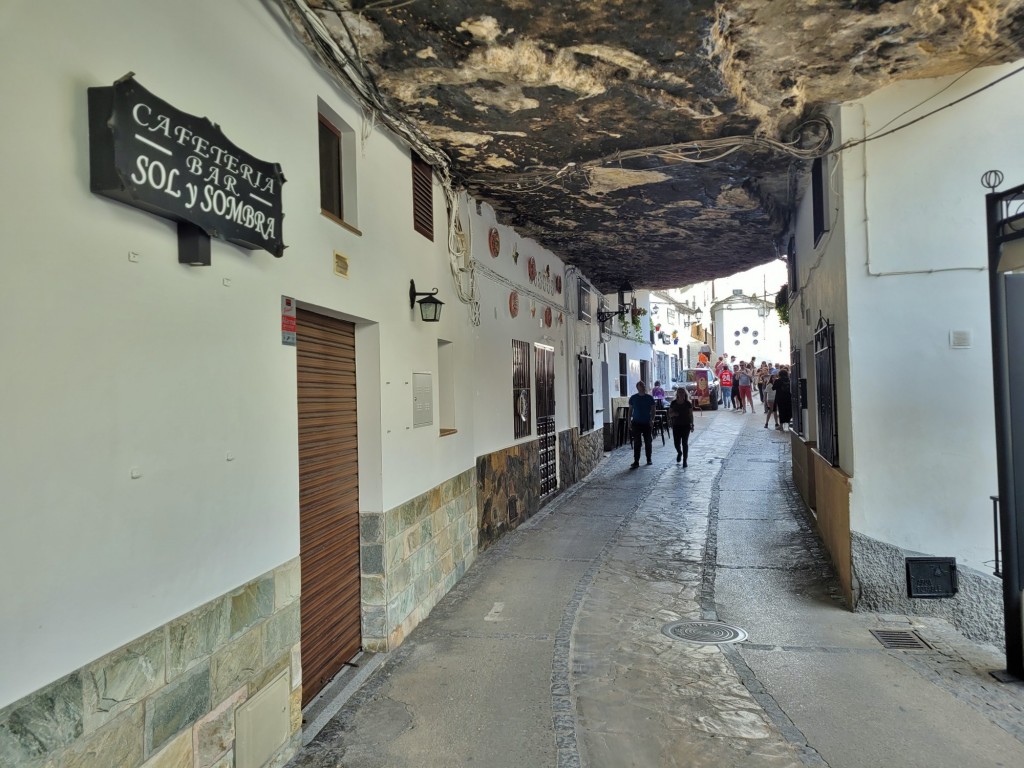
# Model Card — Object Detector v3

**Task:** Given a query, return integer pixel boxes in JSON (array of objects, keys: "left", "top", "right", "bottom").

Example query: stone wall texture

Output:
[
  {"left": 477, "top": 441, "right": 541, "bottom": 549},
  {"left": 0, "top": 560, "right": 303, "bottom": 768},
  {"left": 560, "top": 427, "right": 604, "bottom": 488},
  {"left": 851, "top": 532, "right": 1005, "bottom": 648},
  {"left": 360, "top": 468, "right": 478, "bottom": 652}
]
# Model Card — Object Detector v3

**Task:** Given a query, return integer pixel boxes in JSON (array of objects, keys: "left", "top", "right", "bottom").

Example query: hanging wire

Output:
[{"left": 470, "top": 117, "right": 835, "bottom": 193}]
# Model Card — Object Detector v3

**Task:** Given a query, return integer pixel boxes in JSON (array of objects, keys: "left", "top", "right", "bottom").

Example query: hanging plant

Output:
[{"left": 775, "top": 284, "right": 790, "bottom": 325}]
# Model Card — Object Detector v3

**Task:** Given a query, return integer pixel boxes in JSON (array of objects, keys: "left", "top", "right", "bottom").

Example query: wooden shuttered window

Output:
[
  {"left": 412, "top": 151, "right": 434, "bottom": 241},
  {"left": 319, "top": 115, "right": 343, "bottom": 219},
  {"left": 296, "top": 309, "right": 361, "bottom": 706}
]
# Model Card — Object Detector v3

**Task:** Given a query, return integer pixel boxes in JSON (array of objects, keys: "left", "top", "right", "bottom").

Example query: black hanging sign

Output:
[{"left": 88, "top": 74, "right": 286, "bottom": 259}]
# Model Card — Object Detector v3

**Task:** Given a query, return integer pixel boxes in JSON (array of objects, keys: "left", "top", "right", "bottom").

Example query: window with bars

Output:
[
  {"left": 814, "top": 317, "right": 839, "bottom": 465},
  {"left": 412, "top": 151, "right": 433, "bottom": 241},
  {"left": 512, "top": 339, "right": 532, "bottom": 438},
  {"left": 578, "top": 281, "right": 592, "bottom": 323},
  {"left": 578, "top": 353, "right": 594, "bottom": 432},
  {"left": 618, "top": 353, "right": 628, "bottom": 397}
]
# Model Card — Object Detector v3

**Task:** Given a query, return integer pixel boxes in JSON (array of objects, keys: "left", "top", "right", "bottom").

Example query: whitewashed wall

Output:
[
  {"left": 833, "top": 64, "right": 1024, "bottom": 570},
  {"left": 464, "top": 203, "right": 591, "bottom": 455},
  {"left": 0, "top": 0, "right": 486, "bottom": 707},
  {"left": 790, "top": 109, "right": 853, "bottom": 466}
]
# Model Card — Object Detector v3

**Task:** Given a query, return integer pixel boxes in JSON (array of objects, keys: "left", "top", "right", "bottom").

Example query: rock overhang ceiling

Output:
[{"left": 280, "top": 0, "right": 1024, "bottom": 291}]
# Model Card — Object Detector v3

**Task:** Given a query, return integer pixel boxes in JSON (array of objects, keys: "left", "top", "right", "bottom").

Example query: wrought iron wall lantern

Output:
[
  {"left": 409, "top": 279, "right": 444, "bottom": 322},
  {"left": 684, "top": 308, "right": 703, "bottom": 327},
  {"left": 596, "top": 282, "right": 635, "bottom": 323}
]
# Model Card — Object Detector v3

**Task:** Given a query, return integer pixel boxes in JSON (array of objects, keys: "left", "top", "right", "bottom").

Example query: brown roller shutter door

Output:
[{"left": 296, "top": 309, "right": 362, "bottom": 706}]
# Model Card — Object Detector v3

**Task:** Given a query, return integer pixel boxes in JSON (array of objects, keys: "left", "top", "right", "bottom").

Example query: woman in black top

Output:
[{"left": 668, "top": 388, "right": 695, "bottom": 466}]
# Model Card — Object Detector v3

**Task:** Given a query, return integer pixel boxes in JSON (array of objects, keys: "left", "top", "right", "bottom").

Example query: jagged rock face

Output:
[{"left": 297, "top": 1, "right": 1024, "bottom": 290}]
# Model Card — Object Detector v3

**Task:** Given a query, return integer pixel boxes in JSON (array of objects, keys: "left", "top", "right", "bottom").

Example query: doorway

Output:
[{"left": 295, "top": 309, "right": 362, "bottom": 705}]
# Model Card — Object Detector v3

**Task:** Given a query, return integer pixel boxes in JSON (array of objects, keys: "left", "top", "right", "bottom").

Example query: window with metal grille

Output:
[
  {"left": 812, "top": 158, "right": 829, "bottom": 246},
  {"left": 618, "top": 353, "right": 628, "bottom": 397},
  {"left": 412, "top": 151, "right": 433, "bottom": 241},
  {"left": 814, "top": 317, "right": 839, "bottom": 465},
  {"left": 319, "top": 115, "right": 343, "bottom": 219},
  {"left": 512, "top": 339, "right": 532, "bottom": 438},
  {"left": 578, "top": 352, "right": 594, "bottom": 432},
  {"left": 578, "top": 281, "right": 592, "bottom": 323}
]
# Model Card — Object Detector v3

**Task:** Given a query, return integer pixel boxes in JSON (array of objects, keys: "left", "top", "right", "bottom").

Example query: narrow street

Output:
[{"left": 290, "top": 411, "right": 1024, "bottom": 768}]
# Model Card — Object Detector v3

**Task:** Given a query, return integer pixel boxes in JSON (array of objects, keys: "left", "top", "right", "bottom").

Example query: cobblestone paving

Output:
[
  {"left": 572, "top": 412, "right": 809, "bottom": 768},
  {"left": 288, "top": 409, "right": 1024, "bottom": 768}
]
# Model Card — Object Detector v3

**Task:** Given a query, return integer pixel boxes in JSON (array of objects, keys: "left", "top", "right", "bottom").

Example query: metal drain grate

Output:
[
  {"left": 662, "top": 621, "right": 748, "bottom": 645},
  {"left": 870, "top": 629, "right": 931, "bottom": 650}
]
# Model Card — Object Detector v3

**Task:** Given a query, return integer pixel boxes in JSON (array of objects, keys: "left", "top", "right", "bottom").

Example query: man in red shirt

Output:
[{"left": 719, "top": 366, "right": 733, "bottom": 410}]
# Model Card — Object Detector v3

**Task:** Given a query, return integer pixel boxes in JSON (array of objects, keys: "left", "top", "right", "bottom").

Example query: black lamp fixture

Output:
[
  {"left": 683, "top": 307, "right": 704, "bottom": 327},
  {"left": 596, "top": 281, "right": 635, "bottom": 323},
  {"left": 409, "top": 279, "right": 444, "bottom": 322}
]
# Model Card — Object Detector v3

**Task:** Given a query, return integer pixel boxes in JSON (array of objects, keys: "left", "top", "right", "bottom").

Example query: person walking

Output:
[
  {"left": 764, "top": 370, "right": 779, "bottom": 428},
  {"left": 773, "top": 369, "right": 793, "bottom": 431},
  {"left": 628, "top": 381, "right": 656, "bottom": 467},
  {"left": 719, "top": 365, "right": 733, "bottom": 410},
  {"left": 737, "top": 366, "right": 755, "bottom": 413},
  {"left": 668, "top": 387, "right": 695, "bottom": 466},
  {"left": 757, "top": 362, "right": 770, "bottom": 403},
  {"left": 731, "top": 365, "right": 741, "bottom": 410}
]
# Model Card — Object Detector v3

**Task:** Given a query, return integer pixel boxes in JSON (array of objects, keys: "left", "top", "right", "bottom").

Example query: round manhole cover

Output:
[{"left": 662, "top": 621, "right": 748, "bottom": 645}]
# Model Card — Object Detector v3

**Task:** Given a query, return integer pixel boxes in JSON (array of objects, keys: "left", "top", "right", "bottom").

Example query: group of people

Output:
[
  {"left": 708, "top": 355, "right": 792, "bottom": 431},
  {"left": 627, "top": 356, "right": 795, "bottom": 469}
]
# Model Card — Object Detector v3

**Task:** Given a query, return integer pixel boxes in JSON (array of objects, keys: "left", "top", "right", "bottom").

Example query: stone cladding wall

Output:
[
  {"left": 359, "top": 468, "right": 478, "bottom": 651},
  {"left": 559, "top": 427, "right": 604, "bottom": 488},
  {"left": 851, "top": 532, "right": 1005, "bottom": 648},
  {"left": 0, "top": 559, "right": 302, "bottom": 768},
  {"left": 476, "top": 441, "right": 541, "bottom": 549}
]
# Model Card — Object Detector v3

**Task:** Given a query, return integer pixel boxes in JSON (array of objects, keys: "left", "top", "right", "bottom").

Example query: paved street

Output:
[{"left": 289, "top": 410, "right": 1024, "bottom": 768}]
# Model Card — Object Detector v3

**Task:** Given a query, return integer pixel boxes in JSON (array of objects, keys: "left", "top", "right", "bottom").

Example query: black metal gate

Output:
[
  {"left": 512, "top": 340, "right": 532, "bottom": 439},
  {"left": 985, "top": 174, "right": 1024, "bottom": 676},
  {"left": 536, "top": 345, "right": 557, "bottom": 496},
  {"left": 790, "top": 348, "right": 803, "bottom": 435},
  {"left": 813, "top": 316, "right": 838, "bottom": 466},
  {"left": 578, "top": 351, "right": 594, "bottom": 432}
]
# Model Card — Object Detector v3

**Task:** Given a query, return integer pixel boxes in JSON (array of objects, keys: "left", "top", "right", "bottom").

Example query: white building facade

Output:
[
  {"left": 786, "top": 63, "right": 1018, "bottom": 649},
  {"left": 0, "top": 3, "right": 608, "bottom": 766}
]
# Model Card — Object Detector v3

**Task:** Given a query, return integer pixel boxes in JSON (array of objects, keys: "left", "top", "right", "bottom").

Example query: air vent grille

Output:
[
  {"left": 949, "top": 330, "right": 972, "bottom": 349},
  {"left": 334, "top": 252, "right": 349, "bottom": 277}
]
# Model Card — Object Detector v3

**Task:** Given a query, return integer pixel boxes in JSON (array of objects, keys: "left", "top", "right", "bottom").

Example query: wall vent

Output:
[
  {"left": 949, "top": 330, "right": 972, "bottom": 349},
  {"left": 334, "top": 251, "right": 349, "bottom": 278}
]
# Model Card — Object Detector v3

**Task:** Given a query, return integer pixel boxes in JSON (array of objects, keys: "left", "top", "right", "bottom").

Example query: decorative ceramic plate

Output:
[
  {"left": 527, "top": 256, "right": 537, "bottom": 281},
  {"left": 488, "top": 227, "right": 500, "bottom": 258},
  {"left": 509, "top": 290, "right": 519, "bottom": 318},
  {"left": 544, "top": 307, "right": 552, "bottom": 327}
]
